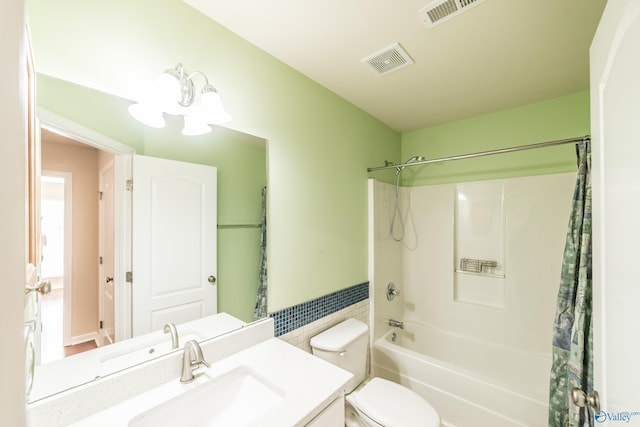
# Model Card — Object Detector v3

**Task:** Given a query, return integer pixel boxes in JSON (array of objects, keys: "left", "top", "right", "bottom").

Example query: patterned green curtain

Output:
[
  {"left": 253, "top": 187, "right": 268, "bottom": 320},
  {"left": 549, "top": 140, "right": 593, "bottom": 427}
]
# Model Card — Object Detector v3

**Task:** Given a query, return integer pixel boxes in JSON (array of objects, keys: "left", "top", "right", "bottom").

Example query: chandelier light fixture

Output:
[{"left": 129, "top": 63, "right": 232, "bottom": 136}]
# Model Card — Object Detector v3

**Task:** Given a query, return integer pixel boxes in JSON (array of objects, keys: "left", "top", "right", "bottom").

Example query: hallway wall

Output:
[{"left": 42, "top": 139, "right": 99, "bottom": 342}]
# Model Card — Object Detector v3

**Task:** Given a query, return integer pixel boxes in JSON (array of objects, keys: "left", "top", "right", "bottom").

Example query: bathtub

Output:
[{"left": 372, "top": 322, "right": 551, "bottom": 426}]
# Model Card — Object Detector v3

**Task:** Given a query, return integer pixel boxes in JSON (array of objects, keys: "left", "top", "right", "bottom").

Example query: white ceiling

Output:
[{"left": 184, "top": 0, "right": 607, "bottom": 133}]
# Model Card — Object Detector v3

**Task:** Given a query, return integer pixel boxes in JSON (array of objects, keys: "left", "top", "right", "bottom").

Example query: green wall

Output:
[
  {"left": 29, "top": 0, "right": 400, "bottom": 314},
  {"left": 36, "top": 75, "right": 145, "bottom": 152},
  {"left": 398, "top": 91, "right": 590, "bottom": 186}
]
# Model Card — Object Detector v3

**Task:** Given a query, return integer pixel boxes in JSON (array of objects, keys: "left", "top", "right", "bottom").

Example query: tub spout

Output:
[{"left": 388, "top": 319, "right": 404, "bottom": 329}]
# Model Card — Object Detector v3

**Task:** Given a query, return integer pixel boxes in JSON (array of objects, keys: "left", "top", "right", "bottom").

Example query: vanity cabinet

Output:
[{"left": 305, "top": 396, "right": 345, "bottom": 427}]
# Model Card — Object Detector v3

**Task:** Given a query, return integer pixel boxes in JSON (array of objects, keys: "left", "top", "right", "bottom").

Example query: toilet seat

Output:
[{"left": 348, "top": 378, "right": 440, "bottom": 427}]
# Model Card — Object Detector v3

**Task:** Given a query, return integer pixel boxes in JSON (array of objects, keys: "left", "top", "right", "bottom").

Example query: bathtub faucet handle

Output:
[{"left": 387, "top": 283, "right": 400, "bottom": 301}]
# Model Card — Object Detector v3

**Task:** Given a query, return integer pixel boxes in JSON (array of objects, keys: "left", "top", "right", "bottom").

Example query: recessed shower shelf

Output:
[
  {"left": 455, "top": 270, "right": 505, "bottom": 279},
  {"left": 456, "top": 258, "right": 505, "bottom": 278}
]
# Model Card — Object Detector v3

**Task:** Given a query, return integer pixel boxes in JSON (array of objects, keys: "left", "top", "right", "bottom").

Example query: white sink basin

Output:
[{"left": 128, "top": 366, "right": 285, "bottom": 427}]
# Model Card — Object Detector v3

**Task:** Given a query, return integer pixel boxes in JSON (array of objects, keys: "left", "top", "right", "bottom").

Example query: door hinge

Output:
[
  {"left": 126, "top": 271, "right": 133, "bottom": 283},
  {"left": 99, "top": 191, "right": 103, "bottom": 201},
  {"left": 126, "top": 179, "right": 133, "bottom": 191},
  {"left": 99, "top": 320, "right": 103, "bottom": 329},
  {"left": 99, "top": 256, "right": 103, "bottom": 265}
]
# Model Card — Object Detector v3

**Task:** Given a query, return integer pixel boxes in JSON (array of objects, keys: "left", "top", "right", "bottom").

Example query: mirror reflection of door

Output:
[
  {"left": 131, "top": 154, "right": 218, "bottom": 336},
  {"left": 98, "top": 161, "right": 115, "bottom": 346},
  {"left": 39, "top": 129, "right": 115, "bottom": 363}
]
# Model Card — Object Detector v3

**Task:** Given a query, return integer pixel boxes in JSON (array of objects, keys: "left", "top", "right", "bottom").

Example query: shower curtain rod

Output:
[{"left": 366, "top": 135, "right": 590, "bottom": 172}]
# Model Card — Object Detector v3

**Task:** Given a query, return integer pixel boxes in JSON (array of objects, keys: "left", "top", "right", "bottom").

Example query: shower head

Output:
[
  {"left": 395, "top": 155, "right": 427, "bottom": 173},
  {"left": 405, "top": 155, "right": 426, "bottom": 164}
]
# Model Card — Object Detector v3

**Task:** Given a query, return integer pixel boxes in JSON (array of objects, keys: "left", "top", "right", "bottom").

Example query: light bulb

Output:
[
  {"left": 182, "top": 115, "right": 212, "bottom": 136},
  {"left": 128, "top": 103, "right": 166, "bottom": 128},
  {"left": 155, "top": 72, "right": 183, "bottom": 114},
  {"left": 200, "top": 88, "right": 231, "bottom": 124}
]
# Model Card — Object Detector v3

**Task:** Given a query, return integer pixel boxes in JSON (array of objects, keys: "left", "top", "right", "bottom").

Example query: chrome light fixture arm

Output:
[
  {"left": 164, "top": 63, "right": 196, "bottom": 108},
  {"left": 129, "top": 62, "right": 231, "bottom": 135}
]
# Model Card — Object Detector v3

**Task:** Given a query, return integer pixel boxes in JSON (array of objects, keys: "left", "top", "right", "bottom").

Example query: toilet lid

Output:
[{"left": 351, "top": 378, "right": 440, "bottom": 427}]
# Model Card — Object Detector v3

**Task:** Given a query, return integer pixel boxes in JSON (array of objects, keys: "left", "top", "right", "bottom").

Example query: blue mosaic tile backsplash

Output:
[{"left": 269, "top": 282, "right": 369, "bottom": 336}]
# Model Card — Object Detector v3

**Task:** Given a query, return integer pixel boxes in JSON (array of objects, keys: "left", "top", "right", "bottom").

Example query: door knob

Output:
[
  {"left": 208, "top": 275, "right": 217, "bottom": 284},
  {"left": 106, "top": 277, "right": 114, "bottom": 283},
  {"left": 571, "top": 388, "right": 600, "bottom": 413},
  {"left": 25, "top": 280, "right": 51, "bottom": 296}
]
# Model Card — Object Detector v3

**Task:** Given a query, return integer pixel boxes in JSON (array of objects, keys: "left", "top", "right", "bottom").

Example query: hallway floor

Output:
[{"left": 40, "top": 287, "right": 97, "bottom": 364}]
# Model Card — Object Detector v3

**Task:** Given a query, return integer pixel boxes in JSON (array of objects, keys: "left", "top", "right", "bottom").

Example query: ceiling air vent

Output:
[
  {"left": 418, "top": 0, "right": 486, "bottom": 29},
  {"left": 362, "top": 42, "right": 414, "bottom": 76}
]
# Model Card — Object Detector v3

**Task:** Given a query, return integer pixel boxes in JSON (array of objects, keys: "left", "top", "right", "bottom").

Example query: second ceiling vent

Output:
[{"left": 419, "top": 0, "right": 486, "bottom": 29}]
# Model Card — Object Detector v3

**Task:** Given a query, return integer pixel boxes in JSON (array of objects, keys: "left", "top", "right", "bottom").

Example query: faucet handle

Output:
[
  {"left": 386, "top": 282, "right": 400, "bottom": 301},
  {"left": 181, "top": 340, "right": 210, "bottom": 383},
  {"left": 186, "top": 340, "right": 210, "bottom": 367}
]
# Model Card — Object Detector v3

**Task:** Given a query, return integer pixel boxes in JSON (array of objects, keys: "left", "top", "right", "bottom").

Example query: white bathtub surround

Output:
[
  {"left": 454, "top": 180, "right": 506, "bottom": 307},
  {"left": 278, "top": 299, "right": 369, "bottom": 353},
  {"left": 369, "top": 173, "right": 576, "bottom": 426}
]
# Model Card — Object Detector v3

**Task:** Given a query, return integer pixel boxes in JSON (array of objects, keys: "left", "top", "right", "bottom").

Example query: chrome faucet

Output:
[
  {"left": 388, "top": 319, "right": 404, "bottom": 329},
  {"left": 180, "top": 340, "right": 210, "bottom": 384},
  {"left": 163, "top": 322, "right": 179, "bottom": 349}
]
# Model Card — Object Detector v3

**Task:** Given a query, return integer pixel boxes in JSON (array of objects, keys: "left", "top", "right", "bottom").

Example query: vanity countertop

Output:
[
  {"left": 28, "top": 313, "right": 245, "bottom": 403},
  {"left": 69, "top": 337, "right": 352, "bottom": 426}
]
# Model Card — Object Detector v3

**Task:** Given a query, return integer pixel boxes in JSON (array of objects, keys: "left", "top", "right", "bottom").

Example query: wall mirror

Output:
[{"left": 26, "top": 76, "right": 268, "bottom": 403}]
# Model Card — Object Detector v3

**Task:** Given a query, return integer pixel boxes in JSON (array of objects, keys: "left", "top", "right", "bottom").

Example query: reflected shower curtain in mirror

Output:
[
  {"left": 549, "top": 140, "right": 593, "bottom": 427},
  {"left": 253, "top": 187, "right": 268, "bottom": 320}
]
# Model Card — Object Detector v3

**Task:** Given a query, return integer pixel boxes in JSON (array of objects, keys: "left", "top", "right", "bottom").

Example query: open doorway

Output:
[
  {"left": 39, "top": 128, "right": 115, "bottom": 362},
  {"left": 39, "top": 172, "right": 73, "bottom": 363}
]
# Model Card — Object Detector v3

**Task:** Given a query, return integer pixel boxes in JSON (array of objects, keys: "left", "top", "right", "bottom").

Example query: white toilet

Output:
[{"left": 310, "top": 318, "right": 440, "bottom": 427}]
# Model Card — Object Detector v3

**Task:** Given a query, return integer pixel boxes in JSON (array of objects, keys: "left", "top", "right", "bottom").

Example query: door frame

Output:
[
  {"left": 590, "top": 0, "right": 640, "bottom": 413},
  {"left": 38, "top": 107, "right": 135, "bottom": 342},
  {"left": 40, "top": 170, "right": 73, "bottom": 346},
  {"left": 98, "top": 159, "right": 115, "bottom": 346}
]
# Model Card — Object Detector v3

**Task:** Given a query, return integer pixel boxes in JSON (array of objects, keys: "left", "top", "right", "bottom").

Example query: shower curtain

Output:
[
  {"left": 549, "top": 140, "right": 593, "bottom": 427},
  {"left": 253, "top": 187, "right": 268, "bottom": 320}
]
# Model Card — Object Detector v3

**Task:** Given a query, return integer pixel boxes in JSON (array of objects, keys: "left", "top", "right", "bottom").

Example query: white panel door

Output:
[
  {"left": 591, "top": 0, "right": 640, "bottom": 417},
  {"left": 99, "top": 161, "right": 115, "bottom": 345},
  {"left": 132, "top": 155, "right": 217, "bottom": 337}
]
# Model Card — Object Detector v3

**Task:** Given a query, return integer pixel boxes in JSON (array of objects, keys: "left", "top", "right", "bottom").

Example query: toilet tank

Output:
[{"left": 310, "top": 318, "right": 369, "bottom": 393}]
